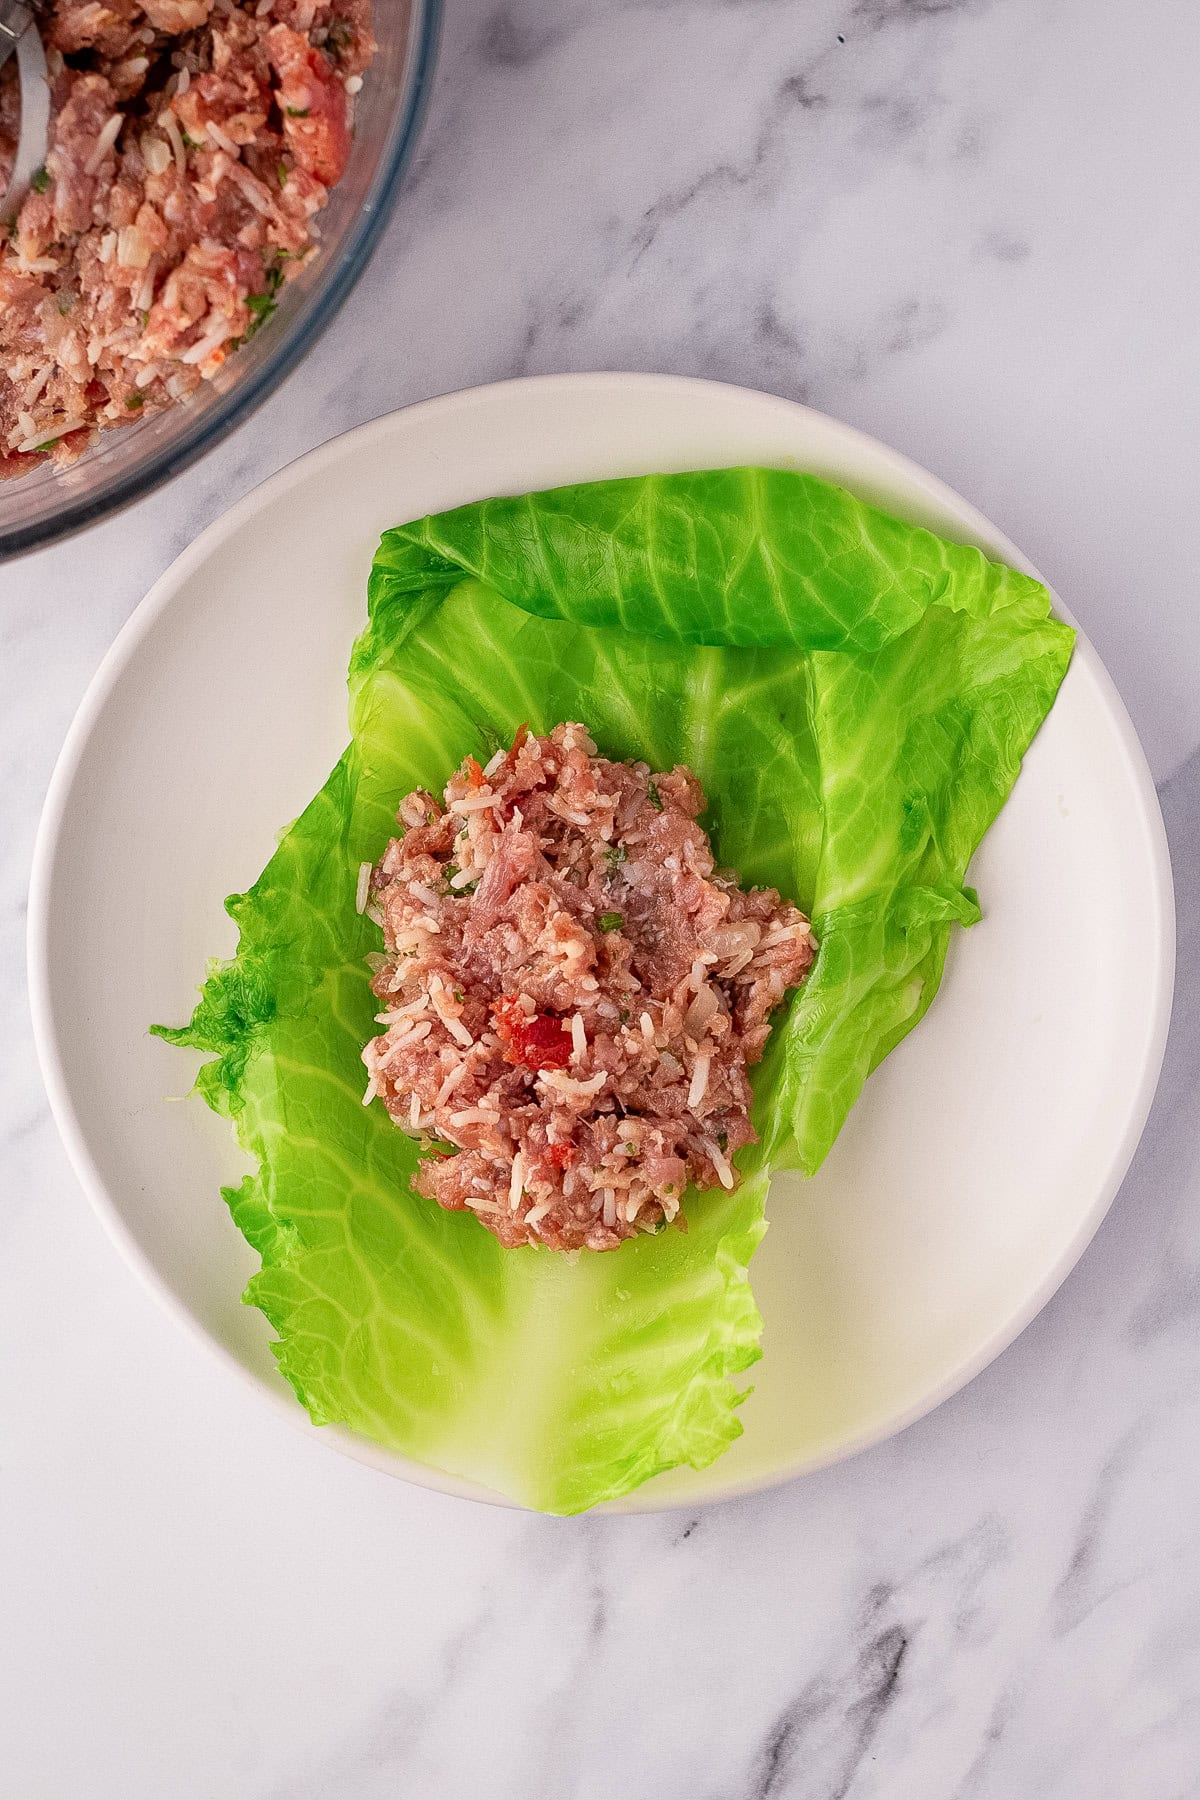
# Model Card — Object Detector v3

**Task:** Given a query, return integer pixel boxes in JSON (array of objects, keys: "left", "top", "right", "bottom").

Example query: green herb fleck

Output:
[
  {"left": 647, "top": 781, "right": 663, "bottom": 811},
  {"left": 717, "top": 1131, "right": 728, "bottom": 1151},
  {"left": 277, "top": 159, "right": 288, "bottom": 187},
  {"left": 598, "top": 912, "right": 624, "bottom": 933},
  {"left": 603, "top": 843, "right": 626, "bottom": 867},
  {"left": 30, "top": 166, "right": 49, "bottom": 194},
  {"left": 138, "top": 309, "right": 149, "bottom": 328},
  {"left": 624, "top": 1142, "right": 637, "bottom": 1156},
  {"left": 285, "top": 105, "right": 310, "bottom": 117},
  {"left": 239, "top": 289, "right": 278, "bottom": 337},
  {"left": 454, "top": 988, "right": 465, "bottom": 1004},
  {"left": 31, "top": 440, "right": 57, "bottom": 454},
  {"left": 125, "top": 393, "right": 145, "bottom": 409},
  {"left": 57, "top": 292, "right": 74, "bottom": 315},
  {"left": 181, "top": 132, "right": 202, "bottom": 150},
  {"left": 618, "top": 1008, "right": 630, "bottom": 1024}
]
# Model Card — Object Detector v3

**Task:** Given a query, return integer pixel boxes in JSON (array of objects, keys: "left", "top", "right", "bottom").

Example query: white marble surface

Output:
[{"left": 4, "top": 0, "right": 1200, "bottom": 1793}]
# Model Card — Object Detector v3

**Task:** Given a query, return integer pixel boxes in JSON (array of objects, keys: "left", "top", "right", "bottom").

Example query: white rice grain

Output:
[
  {"left": 435, "top": 1062, "right": 470, "bottom": 1107},
  {"left": 684, "top": 983, "right": 719, "bottom": 1040},
  {"left": 429, "top": 986, "right": 473, "bottom": 1048},
  {"left": 538, "top": 1069, "right": 606, "bottom": 1099},
  {"left": 508, "top": 1153, "right": 525, "bottom": 1211},
  {"left": 449, "top": 791, "right": 501, "bottom": 814},
  {"left": 688, "top": 1054, "right": 711, "bottom": 1111},
  {"left": 707, "top": 1140, "right": 734, "bottom": 1189},
  {"left": 180, "top": 322, "right": 232, "bottom": 366},
  {"left": 375, "top": 997, "right": 429, "bottom": 1024},
  {"left": 159, "top": 111, "right": 187, "bottom": 173},
  {"left": 206, "top": 119, "right": 239, "bottom": 157},
  {"left": 570, "top": 1013, "right": 587, "bottom": 1062},
  {"left": 20, "top": 365, "right": 53, "bottom": 409},
  {"left": 761, "top": 921, "right": 810, "bottom": 949},
  {"left": 355, "top": 861, "right": 372, "bottom": 914},
  {"left": 84, "top": 113, "right": 124, "bottom": 175},
  {"left": 386, "top": 1019, "right": 433, "bottom": 1053},
  {"left": 16, "top": 418, "right": 87, "bottom": 453},
  {"left": 230, "top": 166, "right": 273, "bottom": 214}
]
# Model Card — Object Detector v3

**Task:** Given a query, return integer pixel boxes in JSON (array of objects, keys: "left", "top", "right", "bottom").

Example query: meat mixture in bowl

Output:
[
  {"left": 360, "top": 723, "right": 817, "bottom": 1253},
  {"left": 0, "top": 0, "right": 373, "bottom": 475}
]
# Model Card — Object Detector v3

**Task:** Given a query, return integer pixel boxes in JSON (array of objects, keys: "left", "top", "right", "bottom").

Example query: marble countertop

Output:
[{"left": 5, "top": 1, "right": 1200, "bottom": 1794}]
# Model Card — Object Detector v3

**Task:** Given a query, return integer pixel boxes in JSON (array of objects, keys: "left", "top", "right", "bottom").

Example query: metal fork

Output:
[{"left": 0, "top": 0, "right": 51, "bottom": 226}]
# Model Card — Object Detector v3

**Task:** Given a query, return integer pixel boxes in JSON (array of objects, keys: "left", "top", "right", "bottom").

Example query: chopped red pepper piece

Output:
[{"left": 492, "top": 996, "right": 573, "bottom": 1071}]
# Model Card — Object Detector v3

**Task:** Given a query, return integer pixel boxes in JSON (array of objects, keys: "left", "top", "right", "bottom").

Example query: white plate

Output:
[{"left": 28, "top": 374, "right": 1174, "bottom": 1511}]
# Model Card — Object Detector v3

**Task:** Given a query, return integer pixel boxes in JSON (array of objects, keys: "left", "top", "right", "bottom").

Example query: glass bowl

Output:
[{"left": 0, "top": 0, "right": 440, "bottom": 562}]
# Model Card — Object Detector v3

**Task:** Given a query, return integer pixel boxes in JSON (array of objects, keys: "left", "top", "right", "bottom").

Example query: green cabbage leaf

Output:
[{"left": 155, "top": 469, "right": 1073, "bottom": 1512}]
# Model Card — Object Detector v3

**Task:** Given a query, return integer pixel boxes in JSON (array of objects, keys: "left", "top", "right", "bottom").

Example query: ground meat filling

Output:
[
  {"left": 360, "top": 724, "right": 817, "bottom": 1253},
  {"left": 0, "top": 0, "right": 373, "bottom": 473}
]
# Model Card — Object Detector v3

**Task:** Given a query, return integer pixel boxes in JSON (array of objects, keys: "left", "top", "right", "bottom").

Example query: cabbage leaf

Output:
[{"left": 155, "top": 469, "right": 1073, "bottom": 1512}]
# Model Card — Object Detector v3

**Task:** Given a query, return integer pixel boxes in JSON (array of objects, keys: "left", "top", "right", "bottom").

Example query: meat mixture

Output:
[
  {"left": 0, "top": 0, "right": 373, "bottom": 474},
  {"left": 360, "top": 723, "right": 817, "bottom": 1253}
]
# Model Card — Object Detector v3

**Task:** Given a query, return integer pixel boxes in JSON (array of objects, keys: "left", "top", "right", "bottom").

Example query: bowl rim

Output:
[
  {"left": 0, "top": 0, "right": 442, "bottom": 563},
  {"left": 26, "top": 372, "right": 1177, "bottom": 1513}
]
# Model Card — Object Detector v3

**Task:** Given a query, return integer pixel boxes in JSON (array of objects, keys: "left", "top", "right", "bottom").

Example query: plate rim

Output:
[{"left": 27, "top": 370, "right": 1177, "bottom": 1513}]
